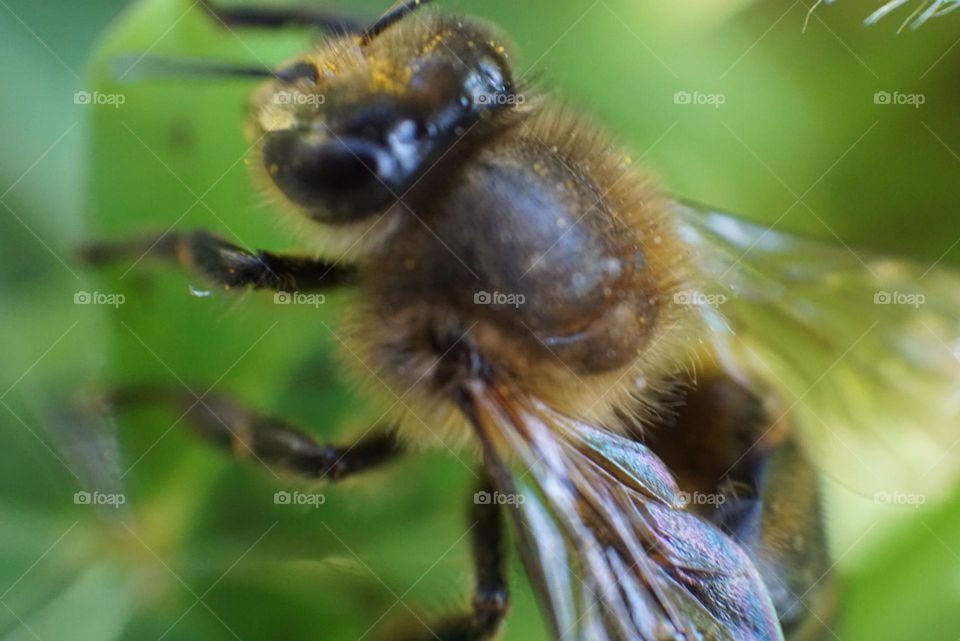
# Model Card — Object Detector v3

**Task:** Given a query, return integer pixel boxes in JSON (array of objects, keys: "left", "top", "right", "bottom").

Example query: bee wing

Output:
[
  {"left": 462, "top": 380, "right": 784, "bottom": 641},
  {"left": 674, "top": 202, "right": 960, "bottom": 496}
]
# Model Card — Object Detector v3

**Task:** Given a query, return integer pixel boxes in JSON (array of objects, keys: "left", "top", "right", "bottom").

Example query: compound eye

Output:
[
  {"left": 464, "top": 55, "right": 514, "bottom": 110},
  {"left": 262, "top": 130, "right": 394, "bottom": 223},
  {"left": 477, "top": 57, "right": 507, "bottom": 93}
]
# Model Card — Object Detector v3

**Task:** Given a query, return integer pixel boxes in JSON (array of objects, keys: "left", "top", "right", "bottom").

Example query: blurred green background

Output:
[{"left": 3, "top": 1, "right": 960, "bottom": 640}]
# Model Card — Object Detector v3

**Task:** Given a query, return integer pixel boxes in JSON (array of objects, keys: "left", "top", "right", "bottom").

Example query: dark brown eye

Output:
[
  {"left": 262, "top": 130, "right": 395, "bottom": 223},
  {"left": 477, "top": 57, "right": 507, "bottom": 93},
  {"left": 462, "top": 54, "right": 515, "bottom": 111}
]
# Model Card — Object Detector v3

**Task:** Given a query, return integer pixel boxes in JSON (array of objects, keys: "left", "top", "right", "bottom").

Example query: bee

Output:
[{"left": 81, "top": 1, "right": 960, "bottom": 640}]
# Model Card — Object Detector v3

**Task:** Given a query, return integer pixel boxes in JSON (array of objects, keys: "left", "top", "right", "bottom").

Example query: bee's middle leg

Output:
[
  {"left": 398, "top": 478, "right": 509, "bottom": 641},
  {"left": 111, "top": 385, "right": 400, "bottom": 480}
]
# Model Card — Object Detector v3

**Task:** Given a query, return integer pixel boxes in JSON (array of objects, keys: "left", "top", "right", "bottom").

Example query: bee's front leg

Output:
[
  {"left": 400, "top": 478, "right": 510, "bottom": 641},
  {"left": 78, "top": 230, "right": 355, "bottom": 293},
  {"left": 110, "top": 384, "right": 399, "bottom": 480}
]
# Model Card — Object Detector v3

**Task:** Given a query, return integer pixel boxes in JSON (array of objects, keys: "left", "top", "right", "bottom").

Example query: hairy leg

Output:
[
  {"left": 112, "top": 384, "right": 399, "bottom": 480},
  {"left": 401, "top": 478, "right": 509, "bottom": 641},
  {"left": 79, "top": 230, "right": 354, "bottom": 293}
]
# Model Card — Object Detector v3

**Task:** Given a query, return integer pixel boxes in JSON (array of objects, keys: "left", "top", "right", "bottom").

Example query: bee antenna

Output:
[
  {"left": 112, "top": 54, "right": 277, "bottom": 83},
  {"left": 360, "top": 0, "right": 437, "bottom": 44}
]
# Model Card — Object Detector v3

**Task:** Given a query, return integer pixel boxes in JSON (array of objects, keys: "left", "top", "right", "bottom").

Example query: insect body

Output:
[{"left": 83, "top": 2, "right": 960, "bottom": 640}]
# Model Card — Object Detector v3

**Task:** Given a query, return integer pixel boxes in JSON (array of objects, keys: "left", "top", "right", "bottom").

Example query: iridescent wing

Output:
[
  {"left": 461, "top": 379, "right": 784, "bottom": 641},
  {"left": 674, "top": 202, "right": 960, "bottom": 497}
]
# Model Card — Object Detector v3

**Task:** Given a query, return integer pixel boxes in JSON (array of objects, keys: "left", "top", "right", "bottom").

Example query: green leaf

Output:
[{"left": 2, "top": 563, "right": 135, "bottom": 641}]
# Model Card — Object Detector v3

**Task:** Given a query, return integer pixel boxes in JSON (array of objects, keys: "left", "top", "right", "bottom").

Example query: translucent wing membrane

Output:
[
  {"left": 675, "top": 202, "right": 960, "bottom": 498},
  {"left": 463, "top": 381, "right": 784, "bottom": 641}
]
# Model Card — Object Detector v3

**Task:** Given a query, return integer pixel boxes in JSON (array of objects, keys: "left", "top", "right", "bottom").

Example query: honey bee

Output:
[{"left": 81, "top": 1, "right": 960, "bottom": 640}]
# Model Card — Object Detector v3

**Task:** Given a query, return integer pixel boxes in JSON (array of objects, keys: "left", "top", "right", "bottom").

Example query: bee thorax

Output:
[{"left": 360, "top": 134, "right": 667, "bottom": 405}]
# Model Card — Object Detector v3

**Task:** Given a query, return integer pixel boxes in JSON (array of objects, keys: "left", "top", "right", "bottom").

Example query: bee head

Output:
[{"left": 251, "top": 12, "right": 522, "bottom": 225}]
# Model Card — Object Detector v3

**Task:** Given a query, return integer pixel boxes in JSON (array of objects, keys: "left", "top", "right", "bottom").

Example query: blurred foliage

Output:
[{"left": 2, "top": 1, "right": 960, "bottom": 640}]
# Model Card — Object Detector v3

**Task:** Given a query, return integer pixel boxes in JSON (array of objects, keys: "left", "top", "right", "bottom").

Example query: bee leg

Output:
[
  {"left": 466, "top": 480, "right": 510, "bottom": 639},
  {"left": 401, "top": 479, "right": 509, "bottom": 641},
  {"left": 111, "top": 385, "right": 400, "bottom": 480},
  {"left": 199, "top": 0, "right": 364, "bottom": 33},
  {"left": 78, "top": 230, "right": 355, "bottom": 293}
]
